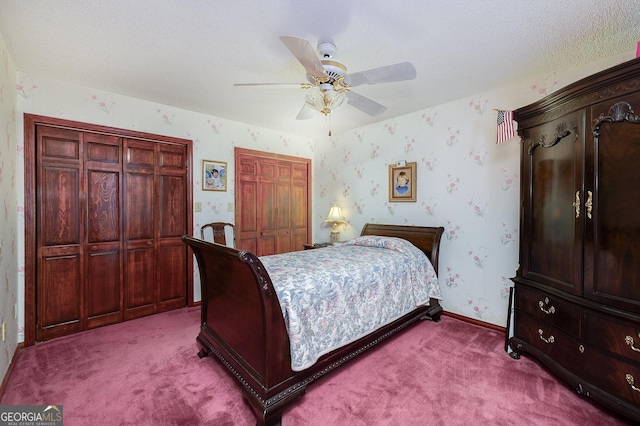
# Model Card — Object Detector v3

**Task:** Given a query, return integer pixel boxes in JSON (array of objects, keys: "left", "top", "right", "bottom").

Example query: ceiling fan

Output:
[{"left": 234, "top": 36, "right": 417, "bottom": 120}]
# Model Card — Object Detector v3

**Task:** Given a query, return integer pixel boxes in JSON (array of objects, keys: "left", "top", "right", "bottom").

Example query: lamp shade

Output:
[{"left": 324, "top": 206, "right": 345, "bottom": 223}]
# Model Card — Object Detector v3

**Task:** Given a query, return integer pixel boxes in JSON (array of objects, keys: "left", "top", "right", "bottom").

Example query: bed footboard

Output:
[
  {"left": 183, "top": 223, "right": 444, "bottom": 426},
  {"left": 183, "top": 236, "right": 301, "bottom": 422}
]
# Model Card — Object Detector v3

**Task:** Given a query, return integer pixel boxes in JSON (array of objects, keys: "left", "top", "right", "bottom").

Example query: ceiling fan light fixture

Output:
[
  {"left": 305, "top": 89, "right": 347, "bottom": 116},
  {"left": 239, "top": 36, "right": 416, "bottom": 120}
]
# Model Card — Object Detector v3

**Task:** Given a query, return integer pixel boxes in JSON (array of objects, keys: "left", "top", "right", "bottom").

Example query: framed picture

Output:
[
  {"left": 389, "top": 161, "right": 417, "bottom": 202},
  {"left": 202, "top": 160, "right": 227, "bottom": 192}
]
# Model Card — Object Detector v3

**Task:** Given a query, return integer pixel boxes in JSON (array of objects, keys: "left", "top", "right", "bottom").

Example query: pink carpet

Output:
[{"left": 1, "top": 307, "right": 633, "bottom": 425}]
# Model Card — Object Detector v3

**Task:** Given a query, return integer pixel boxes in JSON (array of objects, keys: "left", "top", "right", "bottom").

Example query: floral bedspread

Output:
[{"left": 260, "top": 235, "right": 442, "bottom": 371}]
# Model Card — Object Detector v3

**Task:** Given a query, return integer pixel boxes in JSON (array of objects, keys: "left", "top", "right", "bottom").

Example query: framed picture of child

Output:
[
  {"left": 202, "top": 160, "right": 227, "bottom": 192},
  {"left": 388, "top": 161, "right": 416, "bottom": 202}
]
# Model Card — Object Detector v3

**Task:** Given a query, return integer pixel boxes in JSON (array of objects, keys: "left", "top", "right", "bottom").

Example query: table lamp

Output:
[{"left": 324, "top": 206, "right": 345, "bottom": 243}]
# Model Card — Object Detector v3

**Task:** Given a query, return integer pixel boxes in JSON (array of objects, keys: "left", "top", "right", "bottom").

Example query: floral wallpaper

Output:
[
  {"left": 0, "top": 32, "right": 18, "bottom": 381},
  {"left": 314, "top": 101, "right": 522, "bottom": 325},
  {"left": 0, "top": 25, "right": 635, "bottom": 387},
  {"left": 312, "top": 52, "right": 633, "bottom": 325},
  {"left": 12, "top": 73, "right": 315, "bottom": 309}
]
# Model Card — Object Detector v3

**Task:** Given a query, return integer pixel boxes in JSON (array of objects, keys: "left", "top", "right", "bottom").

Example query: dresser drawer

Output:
[
  {"left": 581, "top": 344, "right": 640, "bottom": 408},
  {"left": 514, "top": 311, "right": 583, "bottom": 377},
  {"left": 515, "top": 285, "right": 582, "bottom": 335},
  {"left": 584, "top": 312, "right": 640, "bottom": 365}
]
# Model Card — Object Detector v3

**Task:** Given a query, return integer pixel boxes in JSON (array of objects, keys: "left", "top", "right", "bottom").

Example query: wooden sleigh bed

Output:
[{"left": 182, "top": 223, "right": 444, "bottom": 426}]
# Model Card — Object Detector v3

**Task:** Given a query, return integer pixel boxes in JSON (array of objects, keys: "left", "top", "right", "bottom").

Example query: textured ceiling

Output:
[{"left": 1, "top": 0, "right": 639, "bottom": 139}]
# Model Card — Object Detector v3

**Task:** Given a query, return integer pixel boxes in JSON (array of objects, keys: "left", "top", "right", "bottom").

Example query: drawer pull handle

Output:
[
  {"left": 625, "top": 335, "right": 640, "bottom": 352},
  {"left": 538, "top": 298, "right": 556, "bottom": 315},
  {"left": 626, "top": 374, "right": 640, "bottom": 392},
  {"left": 538, "top": 329, "right": 555, "bottom": 344}
]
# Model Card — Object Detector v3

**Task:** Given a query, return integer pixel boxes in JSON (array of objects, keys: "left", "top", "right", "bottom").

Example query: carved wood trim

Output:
[
  {"left": 593, "top": 102, "right": 640, "bottom": 136},
  {"left": 240, "top": 250, "right": 273, "bottom": 296},
  {"left": 527, "top": 122, "right": 578, "bottom": 154},
  {"left": 516, "top": 59, "right": 640, "bottom": 130}
]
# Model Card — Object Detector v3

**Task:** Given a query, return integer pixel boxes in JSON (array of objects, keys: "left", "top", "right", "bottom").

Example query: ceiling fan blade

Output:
[
  {"left": 346, "top": 91, "right": 387, "bottom": 117},
  {"left": 296, "top": 103, "right": 315, "bottom": 120},
  {"left": 279, "top": 36, "right": 327, "bottom": 80},
  {"left": 344, "top": 62, "right": 416, "bottom": 87}
]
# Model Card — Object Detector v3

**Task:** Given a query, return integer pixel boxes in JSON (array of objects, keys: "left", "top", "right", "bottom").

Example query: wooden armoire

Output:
[
  {"left": 234, "top": 147, "right": 311, "bottom": 256},
  {"left": 508, "top": 58, "right": 640, "bottom": 421},
  {"left": 25, "top": 114, "right": 193, "bottom": 344}
]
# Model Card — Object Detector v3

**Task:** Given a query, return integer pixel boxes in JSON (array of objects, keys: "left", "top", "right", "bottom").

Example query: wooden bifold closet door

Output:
[
  {"left": 28, "top": 115, "right": 193, "bottom": 343},
  {"left": 235, "top": 148, "right": 311, "bottom": 256}
]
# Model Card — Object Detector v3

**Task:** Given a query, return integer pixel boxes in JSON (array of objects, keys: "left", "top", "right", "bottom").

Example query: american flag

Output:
[{"left": 496, "top": 110, "right": 515, "bottom": 144}]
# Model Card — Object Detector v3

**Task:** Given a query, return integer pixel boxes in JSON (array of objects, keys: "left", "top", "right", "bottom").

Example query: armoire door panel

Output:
[
  {"left": 584, "top": 97, "right": 640, "bottom": 311},
  {"left": 521, "top": 112, "right": 583, "bottom": 295}
]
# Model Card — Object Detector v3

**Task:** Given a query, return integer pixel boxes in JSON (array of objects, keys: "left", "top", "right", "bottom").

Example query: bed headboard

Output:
[{"left": 360, "top": 223, "right": 444, "bottom": 274}]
